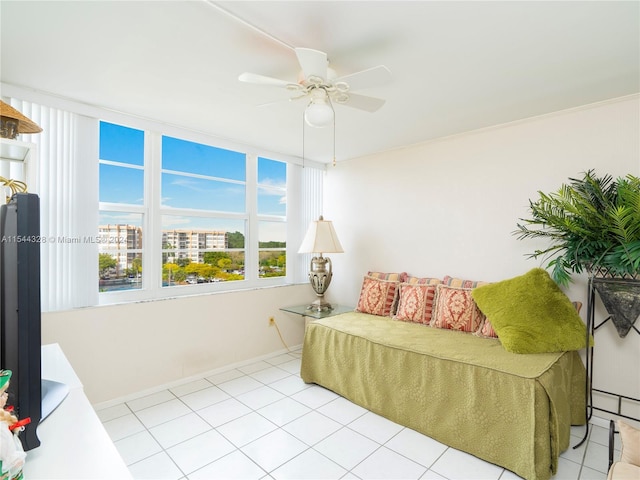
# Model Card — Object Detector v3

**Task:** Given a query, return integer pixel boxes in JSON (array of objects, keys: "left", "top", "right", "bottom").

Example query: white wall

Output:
[
  {"left": 324, "top": 95, "right": 640, "bottom": 418},
  {"left": 42, "top": 284, "right": 313, "bottom": 404},
  {"left": 41, "top": 95, "right": 639, "bottom": 414}
]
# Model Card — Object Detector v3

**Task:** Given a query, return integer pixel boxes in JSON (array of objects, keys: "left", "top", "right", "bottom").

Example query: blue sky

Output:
[{"left": 99, "top": 122, "right": 287, "bottom": 241}]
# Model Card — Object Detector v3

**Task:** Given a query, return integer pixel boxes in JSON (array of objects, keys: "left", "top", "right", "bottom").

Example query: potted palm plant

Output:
[{"left": 515, "top": 170, "right": 640, "bottom": 337}]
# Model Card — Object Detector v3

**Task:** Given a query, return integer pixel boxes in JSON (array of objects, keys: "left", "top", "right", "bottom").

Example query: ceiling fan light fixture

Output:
[
  {"left": 304, "top": 100, "right": 334, "bottom": 127},
  {"left": 239, "top": 47, "right": 391, "bottom": 128}
]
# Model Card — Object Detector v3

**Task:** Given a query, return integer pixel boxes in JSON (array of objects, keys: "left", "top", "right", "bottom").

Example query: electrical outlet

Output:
[{"left": 268, "top": 316, "right": 275, "bottom": 326}]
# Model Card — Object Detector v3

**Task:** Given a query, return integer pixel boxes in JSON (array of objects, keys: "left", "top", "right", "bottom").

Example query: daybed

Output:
[{"left": 300, "top": 268, "right": 588, "bottom": 480}]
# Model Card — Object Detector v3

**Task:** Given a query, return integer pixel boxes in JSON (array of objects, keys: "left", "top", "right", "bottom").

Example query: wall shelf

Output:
[
  {"left": 0, "top": 138, "right": 35, "bottom": 163},
  {"left": 0, "top": 138, "right": 37, "bottom": 197}
]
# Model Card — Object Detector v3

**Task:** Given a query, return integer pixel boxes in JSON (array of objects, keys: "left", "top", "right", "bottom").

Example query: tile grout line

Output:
[
  {"left": 111, "top": 374, "right": 457, "bottom": 480},
  {"left": 99, "top": 352, "right": 604, "bottom": 480}
]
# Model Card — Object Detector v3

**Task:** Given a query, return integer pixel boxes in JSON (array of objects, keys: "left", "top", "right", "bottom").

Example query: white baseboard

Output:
[
  {"left": 591, "top": 415, "right": 611, "bottom": 429},
  {"left": 93, "top": 344, "right": 303, "bottom": 411}
]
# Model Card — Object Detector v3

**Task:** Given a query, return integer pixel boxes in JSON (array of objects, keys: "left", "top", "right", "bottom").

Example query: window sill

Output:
[{"left": 96, "top": 278, "right": 296, "bottom": 307}]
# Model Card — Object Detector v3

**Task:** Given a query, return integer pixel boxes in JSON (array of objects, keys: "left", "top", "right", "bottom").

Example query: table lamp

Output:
[{"left": 298, "top": 216, "right": 344, "bottom": 312}]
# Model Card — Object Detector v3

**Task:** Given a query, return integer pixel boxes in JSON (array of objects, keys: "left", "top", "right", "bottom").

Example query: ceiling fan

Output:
[{"left": 239, "top": 47, "right": 392, "bottom": 127}]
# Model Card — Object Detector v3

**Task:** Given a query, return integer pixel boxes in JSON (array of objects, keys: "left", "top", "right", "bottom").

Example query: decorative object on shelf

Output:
[
  {"left": 0, "top": 102, "right": 41, "bottom": 139},
  {"left": 591, "top": 274, "right": 640, "bottom": 338},
  {"left": 515, "top": 170, "right": 640, "bottom": 337},
  {"left": 0, "top": 370, "right": 28, "bottom": 480},
  {"left": 0, "top": 178, "right": 28, "bottom": 204},
  {"left": 298, "top": 216, "right": 344, "bottom": 312},
  {"left": 0, "top": 102, "right": 40, "bottom": 202}
]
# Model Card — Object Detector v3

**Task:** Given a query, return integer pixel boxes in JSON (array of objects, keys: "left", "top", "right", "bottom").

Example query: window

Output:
[
  {"left": 257, "top": 157, "right": 286, "bottom": 216},
  {"left": 8, "top": 96, "right": 322, "bottom": 311},
  {"left": 257, "top": 157, "right": 287, "bottom": 278},
  {"left": 97, "top": 122, "right": 297, "bottom": 301},
  {"left": 160, "top": 136, "right": 247, "bottom": 287},
  {"left": 98, "top": 122, "right": 145, "bottom": 292}
]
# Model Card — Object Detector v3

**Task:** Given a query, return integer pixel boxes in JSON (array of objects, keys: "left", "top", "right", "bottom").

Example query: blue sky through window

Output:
[
  {"left": 99, "top": 121, "right": 287, "bottom": 240},
  {"left": 162, "top": 136, "right": 246, "bottom": 180},
  {"left": 99, "top": 163, "right": 144, "bottom": 204},
  {"left": 161, "top": 174, "right": 246, "bottom": 212},
  {"left": 258, "top": 157, "right": 286, "bottom": 217},
  {"left": 100, "top": 122, "right": 144, "bottom": 205},
  {"left": 99, "top": 122, "right": 144, "bottom": 165}
]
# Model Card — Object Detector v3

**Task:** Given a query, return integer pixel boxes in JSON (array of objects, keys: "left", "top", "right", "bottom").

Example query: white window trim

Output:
[{"left": 3, "top": 83, "right": 324, "bottom": 310}]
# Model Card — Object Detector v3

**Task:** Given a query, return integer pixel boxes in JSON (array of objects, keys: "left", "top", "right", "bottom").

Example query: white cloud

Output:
[{"left": 258, "top": 179, "right": 286, "bottom": 197}]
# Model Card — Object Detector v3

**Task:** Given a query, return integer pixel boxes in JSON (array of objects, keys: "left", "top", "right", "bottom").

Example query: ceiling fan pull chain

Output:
[{"left": 331, "top": 98, "right": 337, "bottom": 167}]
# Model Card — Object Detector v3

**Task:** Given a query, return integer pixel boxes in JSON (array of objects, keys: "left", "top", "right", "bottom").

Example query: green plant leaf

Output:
[{"left": 515, "top": 170, "right": 640, "bottom": 284}]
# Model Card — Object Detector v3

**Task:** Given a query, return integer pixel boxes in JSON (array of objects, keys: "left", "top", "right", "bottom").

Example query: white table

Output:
[{"left": 22, "top": 344, "right": 131, "bottom": 479}]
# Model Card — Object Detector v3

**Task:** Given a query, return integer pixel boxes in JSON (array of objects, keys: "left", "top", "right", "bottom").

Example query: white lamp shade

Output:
[
  {"left": 298, "top": 216, "right": 344, "bottom": 254},
  {"left": 304, "top": 102, "right": 334, "bottom": 127}
]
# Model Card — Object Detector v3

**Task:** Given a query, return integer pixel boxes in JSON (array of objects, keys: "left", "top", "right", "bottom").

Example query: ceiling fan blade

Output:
[
  {"left": 295, "top": 47, "right": 328, "bottom": 80},
  {"left": 257, "top": 94, "right": 308, "bottom": 108},
  {"left": 335, "top": 65, "right": 392, "bottom": 91},
  {"left": 238, "top": 72, "right": 295, "bottom": 88},
  {"left": 339, "top": 93, "right": 386, "bottom": 113}
]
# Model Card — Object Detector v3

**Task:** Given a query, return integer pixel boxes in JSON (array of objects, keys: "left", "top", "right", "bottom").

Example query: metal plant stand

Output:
[{"left": 575, "top": 276, "right": 640, "bottom": 448}]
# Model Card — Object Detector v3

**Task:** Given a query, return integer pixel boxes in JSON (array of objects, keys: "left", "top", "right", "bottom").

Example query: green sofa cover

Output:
[{"left": 300, "top": 311, "right": 586, "bottom": 480}]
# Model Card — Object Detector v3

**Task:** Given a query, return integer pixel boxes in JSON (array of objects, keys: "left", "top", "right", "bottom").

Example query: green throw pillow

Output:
[{"left": 471, "top": 268, "right": 590, "bottom": 354}]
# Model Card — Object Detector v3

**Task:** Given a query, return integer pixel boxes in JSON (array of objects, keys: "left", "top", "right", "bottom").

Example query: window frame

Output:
[
  {"left": 97, "top": 122, "right": 147, "bottom": 297},
  {"left": 98, "top": 127, "right": 296, "bottom": 305}
]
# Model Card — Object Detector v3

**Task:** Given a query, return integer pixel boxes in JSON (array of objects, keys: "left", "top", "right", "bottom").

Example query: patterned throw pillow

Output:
[
  {"left": 367, "top": 271, "right": 408, "bottom": 283},
  {"left": 395, "top": 283, "right": 438, "bottom": 325},
  {"left": 405, "top": 276, "right": 442, "bottom": 286},
  {"left": 476, "top": 318, "right": 498, "bottom": 338},
  {"left": 442, "top": 275, "right": 490, "bottom": 289},
  {"left": 356, "top": 276, "right": 399, "bottom": 317},
  {"left": 431, "top": 284, "right": 486, "bottom": 333}
]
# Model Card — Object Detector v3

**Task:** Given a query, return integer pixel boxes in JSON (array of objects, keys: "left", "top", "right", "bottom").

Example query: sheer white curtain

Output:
[{"left": 6, "top": 98, "right": 98, "bottom": 311}]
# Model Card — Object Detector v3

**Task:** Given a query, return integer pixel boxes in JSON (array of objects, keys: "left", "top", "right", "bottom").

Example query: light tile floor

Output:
[{"left": 96, "top": 349, "right": 614, "bottom": 480}]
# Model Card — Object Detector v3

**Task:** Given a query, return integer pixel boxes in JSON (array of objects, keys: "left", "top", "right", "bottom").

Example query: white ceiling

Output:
[{"left": 1, "top": 1, "right": 639, "bottom": 163}]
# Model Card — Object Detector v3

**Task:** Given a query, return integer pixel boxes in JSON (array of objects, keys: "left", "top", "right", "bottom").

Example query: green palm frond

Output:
[{"left": 514, "top": 170, "right": 640, "bottom": 286}]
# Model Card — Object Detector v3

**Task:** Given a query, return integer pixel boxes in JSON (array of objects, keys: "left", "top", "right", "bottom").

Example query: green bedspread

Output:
[{"left": 300, "top": 311, "right": 586, "bottom": 480}]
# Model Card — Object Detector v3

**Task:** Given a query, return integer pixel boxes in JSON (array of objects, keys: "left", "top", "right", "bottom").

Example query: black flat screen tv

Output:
[{"left": 0, "top": 193, "right": 42, "bottom": 451}]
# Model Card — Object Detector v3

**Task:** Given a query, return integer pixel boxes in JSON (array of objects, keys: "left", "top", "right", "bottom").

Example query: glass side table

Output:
[{"left": 280, "top": 304, "right": 353, "bottom": 326}]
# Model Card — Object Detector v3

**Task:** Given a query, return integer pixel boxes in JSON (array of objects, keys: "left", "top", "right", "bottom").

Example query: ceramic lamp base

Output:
[{"left": 307, "top": 255, "right": 333, "bottom": 312}]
